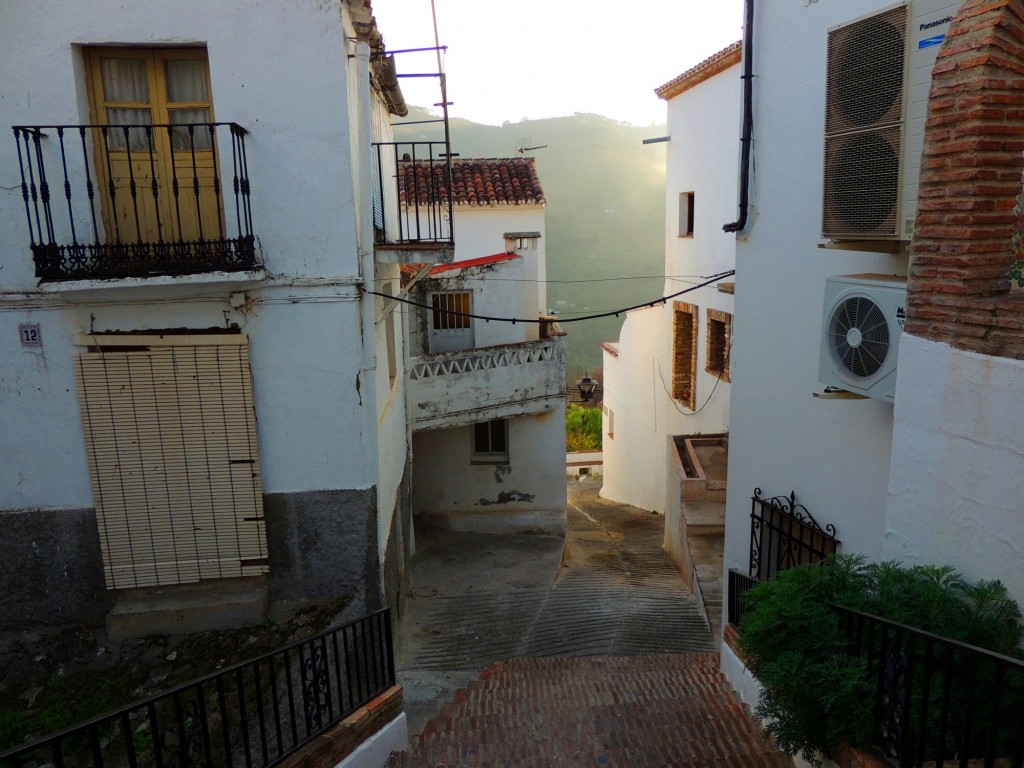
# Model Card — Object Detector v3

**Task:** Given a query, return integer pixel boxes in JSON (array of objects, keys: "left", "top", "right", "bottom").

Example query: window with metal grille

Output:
[
  {"left": 431, "top": 291, "right": 471, "bottom": 330},
  {"left": 672, "top": 302, "right": 698, "bottom": 410},
  {"left": 472, "top": 419, "right": 509, "bottom": 463},
  {"left": 74, "top": 333, "right": 268, "bottom": 589},
  {"left": 706, "top": 309, "right": 732, "bottom": 382}
]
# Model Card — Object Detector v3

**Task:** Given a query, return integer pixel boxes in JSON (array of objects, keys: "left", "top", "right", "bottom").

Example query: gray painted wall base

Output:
[
  {"left": 0, "top": 506, "right": 111, "bottom": 630},
  {"left": 264, "top": 487, "right": 380, "bottom": 616}
]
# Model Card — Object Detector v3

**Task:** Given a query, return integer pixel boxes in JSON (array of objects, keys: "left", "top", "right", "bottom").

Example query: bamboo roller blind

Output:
[{"left": 74, "top": 335, "right": 268, "bottom": 589}]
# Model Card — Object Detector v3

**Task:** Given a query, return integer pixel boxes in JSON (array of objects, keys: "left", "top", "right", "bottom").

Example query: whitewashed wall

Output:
[
  {"left": 454, "top": 204, "right": 547, "bottom": 314},
  {"left": 723, "top": 0, "right": 908, "bottom": 632},
  {"left": 599, "top": 60, "right": 739, "bottom": 513},
  {"left": 408, "top": 257, "right": 530, "bottom": 355},
  {"left": 0, "top": 0, "right": 360, "bottom": 288},
  {"left": 887, "top": 334, "right": 1024, "bottom": 606},
  {"left": 411, "top": 408, "right": 567, "bottom": 519},
  {"left": 0, "top": 0, "right": 381, "bottom": 505}
]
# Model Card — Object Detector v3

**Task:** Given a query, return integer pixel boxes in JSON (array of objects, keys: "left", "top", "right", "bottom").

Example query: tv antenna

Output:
[{"left": 515, "top": 137, "right": 547, "bottom": 155}]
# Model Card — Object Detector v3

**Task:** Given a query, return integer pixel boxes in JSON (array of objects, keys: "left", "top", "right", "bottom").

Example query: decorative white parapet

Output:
[{"left": 407, "top": 336, "right": 566, "bottom": 431}]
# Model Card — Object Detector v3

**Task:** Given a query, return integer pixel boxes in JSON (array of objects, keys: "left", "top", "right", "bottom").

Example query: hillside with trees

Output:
[{"left": 395, "top": 108, "right": 667, "bottom": 376}]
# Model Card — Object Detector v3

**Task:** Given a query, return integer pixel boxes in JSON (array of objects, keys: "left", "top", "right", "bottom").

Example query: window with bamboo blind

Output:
[
  {"left": 74, "top": 333, "right": 268, "bottom": 590},
  {"left": 706, "top": 309, "right": 733, "bottom": 382},
  {"left": 672, "top": 302, "right": 698, "bottom": 410}
]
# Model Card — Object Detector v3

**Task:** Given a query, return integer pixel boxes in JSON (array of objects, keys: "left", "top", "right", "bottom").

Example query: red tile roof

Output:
[
  {"left": 399, "top": 157, "right": 545, "bottom": 207},
  {"left": 655, "top": 41, "right": 742, "bottom": 101},
  {"left": 400, "top": 252, "right": 520, "bottom": 279}
]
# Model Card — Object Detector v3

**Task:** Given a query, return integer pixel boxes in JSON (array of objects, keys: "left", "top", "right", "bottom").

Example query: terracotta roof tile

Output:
[
  {"left": 398, "top": 157, "right": 545, "bottom": 207},
  {"left": 655, "top": 41, "right": 742, "bottom": 101}
]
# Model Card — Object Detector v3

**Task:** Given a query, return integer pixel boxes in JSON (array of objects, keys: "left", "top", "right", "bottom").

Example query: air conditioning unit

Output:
[
  {"left": 821, "top": 1, "right": 960, "bottom": 241},
  {"left": 819, "top": 274, "right": 907, "bottom": 401}
]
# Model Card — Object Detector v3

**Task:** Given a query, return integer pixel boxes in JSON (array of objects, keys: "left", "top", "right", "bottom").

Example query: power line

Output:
[
  {"left": 364, "top": 270, "right": 734, "bottom": 325},
  {"left": 374, "top": 273, "right": 716, "bottom": 285}
]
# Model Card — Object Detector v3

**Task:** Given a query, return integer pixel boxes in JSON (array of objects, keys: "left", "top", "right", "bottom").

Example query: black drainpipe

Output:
[{"left": 724, "top": 0, "right": 754, "bottom": 233}]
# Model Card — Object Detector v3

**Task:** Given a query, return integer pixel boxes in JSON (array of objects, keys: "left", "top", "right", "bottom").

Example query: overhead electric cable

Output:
[{"left": 365, "top": 270, "right": 734, "bottom": 325}]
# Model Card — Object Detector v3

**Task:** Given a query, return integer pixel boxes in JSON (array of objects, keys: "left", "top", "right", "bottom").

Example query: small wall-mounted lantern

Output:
[{"left": 576, "top": 374, "right": 598, "bottom": 402}]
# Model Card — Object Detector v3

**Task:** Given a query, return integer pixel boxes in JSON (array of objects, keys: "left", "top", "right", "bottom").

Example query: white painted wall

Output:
[
  {"left": 0, "top": 0, "right": 360, "bottom": 289},
  {"left": 453, "top": 204, "right": 547, "bottom": 314},
  {"left": 0, "top": 0, "right": 410, "bottom": 535},
  {"left": 887, "top": 334, "right": 1024, "bottom": 606},
  {"left": 599, "top": 59, "right": 739, "bottom": 513},
  {"left": 723, "top": 0, "right": 909, "bottom": 643},
  {"left": 411, "top": 407, "right": 567, "bottom": 516},
  {"left": 408, "top": 257, "right": 529, "bottom": 356}
]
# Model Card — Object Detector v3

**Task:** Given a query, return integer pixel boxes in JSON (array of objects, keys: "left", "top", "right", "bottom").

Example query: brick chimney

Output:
[{"left": 907, "top": 0, "right": 1024, "bottom": 359}]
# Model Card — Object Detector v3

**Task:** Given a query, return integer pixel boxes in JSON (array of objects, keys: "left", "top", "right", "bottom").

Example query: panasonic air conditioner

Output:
[
  {"left": 821, "top": 1, "right": 960, "bottom": 241},
  {"left": 819, "top": 274, "right": 907, "bottom": 402}
]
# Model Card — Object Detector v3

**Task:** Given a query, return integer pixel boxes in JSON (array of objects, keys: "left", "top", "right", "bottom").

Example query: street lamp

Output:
[{"left": 576, "top": 374, "right": 598, "bottom": 402}]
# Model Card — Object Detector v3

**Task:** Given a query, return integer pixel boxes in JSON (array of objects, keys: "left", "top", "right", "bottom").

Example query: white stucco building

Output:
[
  {"left": 0, "top": 0, "right": 453, "bottom": 632},
  {"left": 718, "top": 0, "right": 1024, "bottom": 703},
  {"left": 600, "top": 44, "right": 741, "bottom": 517},
  {"left": 400, "top": 158, "right": 567, "bottom": 535}
]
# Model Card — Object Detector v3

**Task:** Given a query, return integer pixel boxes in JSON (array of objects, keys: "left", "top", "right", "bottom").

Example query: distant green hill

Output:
[{"left": 394, "top": 109, "right": 667, "bottom": 376}]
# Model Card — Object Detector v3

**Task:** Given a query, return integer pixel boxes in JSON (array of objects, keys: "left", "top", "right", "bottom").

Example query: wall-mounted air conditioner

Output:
[
  {"left": 819, "top": 274, "right": 907, "bottom": 402},
  {"left": 821, "top": 0, "right": 960, "bottom": 241}
]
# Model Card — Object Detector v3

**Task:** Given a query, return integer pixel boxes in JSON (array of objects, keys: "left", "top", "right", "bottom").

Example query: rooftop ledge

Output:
[{"left": 38, "top": 269, "right": 267, "bottom": 294}]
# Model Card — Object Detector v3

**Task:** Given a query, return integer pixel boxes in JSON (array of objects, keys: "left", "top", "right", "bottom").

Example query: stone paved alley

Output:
[{"left": 388, "top": 478, "right": 791, "bottom": 767}]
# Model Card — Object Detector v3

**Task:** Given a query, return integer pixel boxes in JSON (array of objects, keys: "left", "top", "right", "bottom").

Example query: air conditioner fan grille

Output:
[
  {"left": 828, "top": 296, "right": 890, "bottom": 378},
  {"left": 825, "top": 5, "right": 908, "bottom": 134}
]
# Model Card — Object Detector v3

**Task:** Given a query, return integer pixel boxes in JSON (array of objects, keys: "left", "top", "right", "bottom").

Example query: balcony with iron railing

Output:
[
  {"left": 12, "top": 122, "right": 256, "bottom": 282},
  {"left": 372, "top": 141, "right": 454, "bottom": 265},
  {"left": 407, "top": 327, "right": 566, "bottom": 431}
]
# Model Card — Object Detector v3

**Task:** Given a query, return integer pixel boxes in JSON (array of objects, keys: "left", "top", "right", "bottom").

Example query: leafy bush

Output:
[
  {"left": 565, "top": 404, "right": 601, "bottom": 451},
  {"left": 739, "top": 555, "right": 1024, "bottom": 766}
]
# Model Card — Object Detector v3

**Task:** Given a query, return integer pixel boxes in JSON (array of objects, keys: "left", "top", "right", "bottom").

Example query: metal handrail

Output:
[
  {"left": 0, "top": 609, "right": 395, "bottom": 767},
  {"left": 833, "top": 603, "right": 1024, "bottom": 766}
]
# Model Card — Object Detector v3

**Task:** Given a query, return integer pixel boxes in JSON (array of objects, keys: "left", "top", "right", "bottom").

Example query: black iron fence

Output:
[
  {"left": 834, "top": 604, "right": 1024, "bottom": 767},
  {"left": 372, "top": 141, "right": 453, "bottom": 247},
  {"left": 727, "top": 569, "right": 761, "bottom": 628},
  {"left": 749, "top": 488, "right": 840, "bottom": 581},
  {"left": 727, "top": 488, "right": 840, "bottom": 629},
  {"left": 12, "top": 122, "right": 256, "bottom": 281},
  {"left": 0, "top": 609, "right": 394, "bottom": 768}
]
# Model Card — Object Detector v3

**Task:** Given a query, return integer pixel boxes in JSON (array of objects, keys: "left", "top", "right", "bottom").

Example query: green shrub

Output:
[
  {"left": 739, "top": 555, "right": 1024, "bottom": 766},
  {"left": 565, "top": 404, "right": 601, "bottom": 452}
]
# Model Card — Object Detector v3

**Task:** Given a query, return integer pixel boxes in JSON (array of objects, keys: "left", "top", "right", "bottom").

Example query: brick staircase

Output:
[{"left": 387, "top": 654, "right": 792, "bottom": 767}]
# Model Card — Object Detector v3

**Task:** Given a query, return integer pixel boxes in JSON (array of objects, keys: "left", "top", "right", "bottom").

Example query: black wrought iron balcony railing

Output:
[
  {"left": 13, "top": 122, "right": 256, "bottom": 281},
  {"left": 372, "top": 140, "right": 454, "bottom": 249}
]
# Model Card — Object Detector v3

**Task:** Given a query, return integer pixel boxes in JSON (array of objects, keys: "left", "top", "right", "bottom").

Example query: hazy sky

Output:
[{"left": 371, "top": 1, "right": 744, "bottom": 127}]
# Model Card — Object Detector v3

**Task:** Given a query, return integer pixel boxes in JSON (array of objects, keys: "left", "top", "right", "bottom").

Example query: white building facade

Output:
[
  {"left": 0, "top": 0, "right": 448, "bottom": 631},
  {"left": 720, "top": 0, "right": 1024, "bottom": 695},
  {"left": 601, "top": 46, "right": 740, "bottom": 515},
  {"left": 400, "top": 157, "right": 567, "bottom": 535}
]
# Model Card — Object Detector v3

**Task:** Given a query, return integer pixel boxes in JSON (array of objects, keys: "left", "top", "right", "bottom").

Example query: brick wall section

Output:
[
  {"left": 276, "top": 685, "right": 403, "bottom": 768},
  {"left": 908, "top": 0, "right": 1024, "bottom": 359}
]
